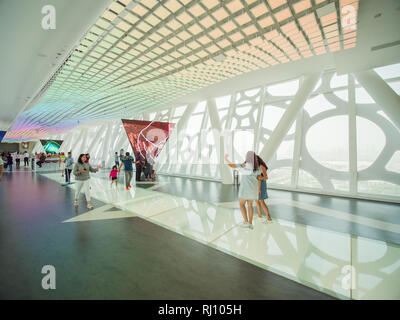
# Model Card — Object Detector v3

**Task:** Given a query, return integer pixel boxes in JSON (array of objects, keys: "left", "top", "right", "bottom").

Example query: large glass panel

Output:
[
  {"left": 358, "top": 181, "right": 400, "bottom": 197},
  {"left": 306, "top": 115, "right": 349, "bottom": 172},
  {"left": 356, "top": 116, "right": 386, "bottom": 171},
  {"left": 304, "top": 94, "right": 336, "bottom": 117},
  {"left": 267, "top": 79, "right": 299, "bottom": 96},
  {"left": 356, "top": 87, "right": 374, "bottom": 104},
  {"left": 215, "top": 95, "right": 231, "bottom": 109},
  {"left": 374, "top": 62, "right": 400, "bottom": 80},
  {"left": 385, "top": 151, "right": 400, "bottom": 173}
]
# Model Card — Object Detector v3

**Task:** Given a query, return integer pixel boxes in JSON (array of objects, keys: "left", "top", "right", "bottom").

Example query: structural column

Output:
[
  {"left": 353, "top": 69, "right": 400, "bottom": 131},
  {"left": 207, "top": 99, "right": 233, "bottom": 184},
  {"left": 260, "top": 72, "right": 322, "bottom": 162},
  {"left": 348, "top": 75, "right": 358, "bottom": 194}
]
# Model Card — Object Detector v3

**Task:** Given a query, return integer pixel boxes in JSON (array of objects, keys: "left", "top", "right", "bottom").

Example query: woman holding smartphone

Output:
[
  {"left": 225, "top": 151, "right": 261, "bottom": 230},
  {"left": 73, "top": 153, "right": 102, "bottom": 209}
]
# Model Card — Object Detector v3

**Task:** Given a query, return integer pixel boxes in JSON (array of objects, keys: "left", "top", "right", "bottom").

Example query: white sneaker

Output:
[
  {"left": 239, "top": 221, "right": 250, "bottom": 228},
  {"left": 248, "top": 224, "right": 254, "bottom": 230}
]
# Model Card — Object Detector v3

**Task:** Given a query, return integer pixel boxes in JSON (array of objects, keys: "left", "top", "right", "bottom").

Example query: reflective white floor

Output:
[{"left": 42, "top": 172, "right": 400, "bottom": 300}]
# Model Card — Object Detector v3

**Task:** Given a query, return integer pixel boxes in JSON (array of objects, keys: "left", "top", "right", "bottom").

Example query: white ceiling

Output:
[
  {"left": 0, "top": 0, "right": 112, "bottom": 131},
  {"left": 175, "top": 0, "right": 400, "bottom": 103},
  {"left": 2, "top": 0, "right": 399, "bottom": 141}
]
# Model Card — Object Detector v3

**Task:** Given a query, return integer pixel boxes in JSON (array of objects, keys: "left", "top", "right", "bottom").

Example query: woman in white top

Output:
[
  {"left": 225, "top": 151, "right": 261, "bottom": 230},
  {"left": 0, "top": 156, "right": 3, "bottom": 181}
]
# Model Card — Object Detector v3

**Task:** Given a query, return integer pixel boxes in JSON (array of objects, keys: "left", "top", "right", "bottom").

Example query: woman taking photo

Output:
[
  {"left": 73, "top": 154, "right": 101, "bottom": 209},
  {"left": 256, "top": 155, "right": 272, "bottom": 223},
  {"left": 225, "top": 151, "right": 261, "bottom": 230}
]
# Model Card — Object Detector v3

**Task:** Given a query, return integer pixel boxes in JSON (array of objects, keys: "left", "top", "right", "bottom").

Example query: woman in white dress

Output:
[
  {"left": 59, "top": 152, "right": 66, "bottom": 177},
  {"left": 225, "top": 151, "right": 261, "bottom": 230}
]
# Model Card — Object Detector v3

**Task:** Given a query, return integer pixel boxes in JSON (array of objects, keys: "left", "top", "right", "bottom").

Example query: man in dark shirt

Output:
[
  {"left": 119, "top": 152, "right": 135, "bottom": 190},
  {"left": 135, "top": 152, "right": 145, "bottom": 182}
]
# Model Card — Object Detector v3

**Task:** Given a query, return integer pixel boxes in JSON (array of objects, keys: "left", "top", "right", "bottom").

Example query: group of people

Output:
[
  {"left": 225, "top": 151, "right": 272, "bottom": 229},
  {"left": 68, "top": 151, "right": 155, "bottom": 209},
  {"left": 36, "top": 151, "right": 69, "bottom": 168},
  {"left": 1, "top": 151, "right": 31, "bottom": 171},
  {"left": 110, "top": 151, "right": 155, "bottom": 189},
  {"left": 1, "top": 147, "right": 273, "bottom": 227}
]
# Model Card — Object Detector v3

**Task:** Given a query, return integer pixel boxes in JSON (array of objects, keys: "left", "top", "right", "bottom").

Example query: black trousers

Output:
[
  {"left": 65, "top": 169, "right": 72, "bottom": 183},
  {"left": 16, "top": 159, "right": 20, "bottom": 168},
  {"left": 144, "top": 165, "right": 153, "bottom": 179},
  {"left": 135, "top": 167, "right": 142, "bottom": 181},
  {"left": 24, "top": 157, "right": 29, "bottom": 166}
]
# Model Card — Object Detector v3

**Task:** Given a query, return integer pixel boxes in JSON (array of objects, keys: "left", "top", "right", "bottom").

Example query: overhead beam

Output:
[
  {"left": 207, "top": 99, "right": 233, "bottom": 184},
  {"left": 260, "top": 71, "right": 322, "bottom": 162},
  {"left": 353, "top": 69, "right": 400, "bottom": 131}
]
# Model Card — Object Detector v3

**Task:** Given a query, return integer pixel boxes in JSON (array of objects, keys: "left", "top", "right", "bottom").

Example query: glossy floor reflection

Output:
[{"left": 41, "top": 172, "right": 400, "bottom": 299}]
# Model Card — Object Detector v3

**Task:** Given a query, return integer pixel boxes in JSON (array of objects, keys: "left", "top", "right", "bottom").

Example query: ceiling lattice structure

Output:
[{"left": 6, "top": 0, "right": 359, "bottom": 141}]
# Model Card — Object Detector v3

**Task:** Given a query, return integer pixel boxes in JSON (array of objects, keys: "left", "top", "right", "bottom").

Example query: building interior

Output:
[{"left": 0, "top": 0, "right": 399, "bottom": 300}]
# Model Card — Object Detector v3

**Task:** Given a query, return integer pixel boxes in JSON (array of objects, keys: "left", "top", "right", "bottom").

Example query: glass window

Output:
[
  {"left": 194, "top": 100, "right": 206, "bottom": 113},
  {"left": 186, "top": 114, "right": 204, "bottom": 136},
  {"left": 358, "top": 180, "right": 400, "bottom": 197},
  {"left": 330, "top": 73, "right": 348, "bottom": 88},
  {"left": 232, "top": 130, "right": 255, "bottom": 163},
  {"left": 262, "top": 105, "right": 284, "bottom": 131},
  {"left": 245, "top": 88, "right": 261, "bottom": 97},
  {"left": 387, "top": 81, "right": 400, "bottom": 95},
  {"left": 298, "top": 169, "right": 322, "bottom": 188},
  {"left": 385, "top": 151, "right": 400, "bottom": 173},
  {"left": 267, "top": 79, "right": 299, "bottom": 96},
  {"left": 173, "top": 105, "right": 187, "bottom": 117},
  {"left": 306, "top": 115, "right": 349, "bottom": 172},
  {"left": 356, "top": 116, "right": 386, "bottom": 171},
  {"left": 374, "top": 62, "right": 400, "bottom": 80},
  {"left": 268, "top": 167, "right": 292, "bottom": 185},
  {"left": 304, "top": 94, "right": 336, "bottom": 117},
  {"left": 215, "top": 95, "right": 231, "bottom": 109},
  {"left": 356, "top": 87, "right": 375, "bottom": 104}
]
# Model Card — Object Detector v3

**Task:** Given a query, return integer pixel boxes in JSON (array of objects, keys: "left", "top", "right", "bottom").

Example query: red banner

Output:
[{"left": 122, "top": 119, "right": 175, "bottom": 163}]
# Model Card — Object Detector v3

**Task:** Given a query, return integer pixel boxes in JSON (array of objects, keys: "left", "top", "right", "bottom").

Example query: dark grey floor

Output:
[{"left": 0, "top": 172, "right": 333, "bottom": 299}]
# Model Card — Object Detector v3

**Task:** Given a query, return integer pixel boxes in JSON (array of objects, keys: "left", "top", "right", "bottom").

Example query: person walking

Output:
[
  {"left": 15, "top": 153, "right": 21, "bottom": 169},
  {"left": 65, "top": 152, "right": 74, "bottom": 184},
  {"left": 255, "top": 155, "right": 272, "bottom": 223},
  {"left": 7, "top": 153, "right": 13, "bottom": 171},
  {"left": 36, "top": 153, "right": 46, "bottom": 168},
  {"left": 118, "top": 152, "right": 136, "bottom": 190},
  {"left": 109, "top": 165, "right": 119, "bottom": 188},
  {"left": 73, "top": 154, "right": 101, "bottom": 209},
  {"left": 225, "top": 151, "right": 261, "bottom": 230},
  {"left": 114, "top": 152, "right": 120, "bottom": 167},
  {"left": 23, "top": 151, "right": 29, "bottom": 167},
  {"left": 135, "top": 152, "right": 145, "bottom": 182},
  {"left": 59, "top": 152, "right": 66, "bottom": 177},
  {"left": 143, "top": 153, "right": 155, "bottom": 181}
]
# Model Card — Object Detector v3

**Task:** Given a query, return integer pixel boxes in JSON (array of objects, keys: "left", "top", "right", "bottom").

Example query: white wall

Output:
[
  {"left": 44, "top": 119, "right": 133, "bottom": 167},
  {"left": 42, "top": 63, "right": 400, "bottom": 203}
]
